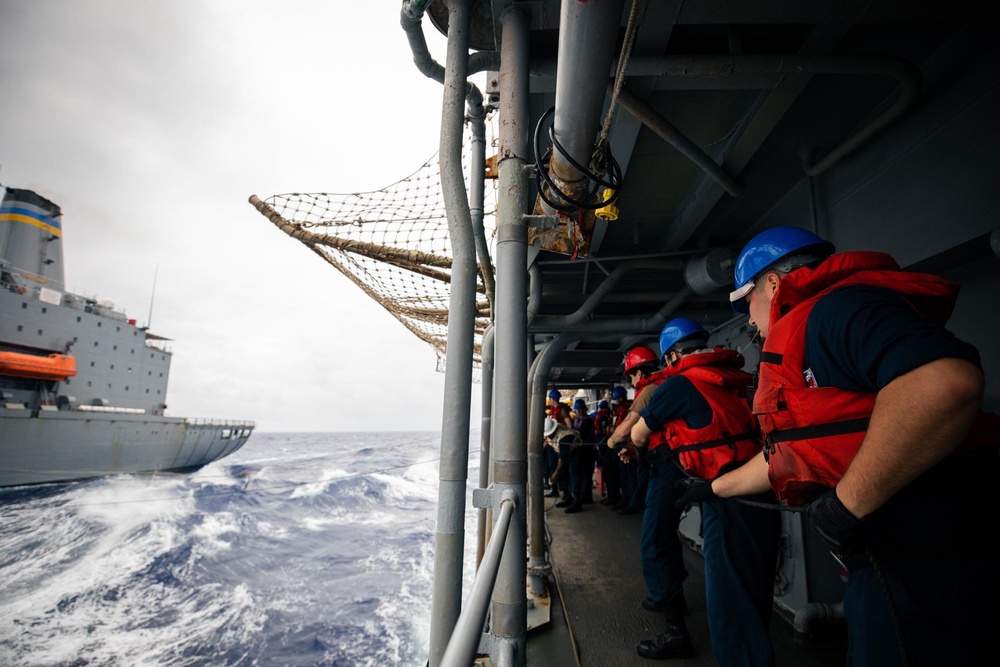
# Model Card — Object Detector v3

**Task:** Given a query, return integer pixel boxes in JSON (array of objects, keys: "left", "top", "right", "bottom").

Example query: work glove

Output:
[
  {"left": 674, "top": 477, "right": 719, "bottom": 510},
  {"left": 807, "top": 488, "right": 866, "bottom": 555}
]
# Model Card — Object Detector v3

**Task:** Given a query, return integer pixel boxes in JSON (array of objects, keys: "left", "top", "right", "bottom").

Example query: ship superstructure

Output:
[{"left": 0, "top": 187, "right": 253, "bottom": 487}]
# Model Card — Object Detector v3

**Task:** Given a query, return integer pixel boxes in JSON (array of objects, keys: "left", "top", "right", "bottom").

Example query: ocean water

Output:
[{"left": 0, "top": 432, "right": 482, "bottom": 666}]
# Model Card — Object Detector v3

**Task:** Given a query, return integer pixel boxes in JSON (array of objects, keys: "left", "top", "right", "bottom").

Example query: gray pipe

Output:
[
  {"left": 427, "top": 1, "right": 478, "bottom": 664},
  {"left": 600, "top": 53, "right": 921, "bottom": 178},
  {"left": 613, "top": 84, "right": 743, "bottom": 197},
  {"left": 477, "top": 325, "right": 495, "bottom": 567},
  {"left": 440, "top": 497, "right": 516, "bottom": 667},
  {"left": 469, "top": 104, "right": 497, "bottom": 318},
  {"left": 526, "top": 332, "right": 581, "bottom": 592},
  {"left": 526, "top": 262, "right": 542, "bottom": 324},
  {"left": 488, "top": 2, "right": 531, "bottom": 659},
  {"left": 529, "top": 258, "right": 684, "bottom": 330},
  {"left": 400, "top": 2, "right": 492, "bottom": 113},
  {"left": 552, "top": 0, "right": 625, "bottom": 175},
  {"left": 536, "top": 0, "right": 626, "bottom": 214}
]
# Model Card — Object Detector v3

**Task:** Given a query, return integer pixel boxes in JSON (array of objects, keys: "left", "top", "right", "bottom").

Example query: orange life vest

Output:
[
  {"left": 756, "top": 251, "right": 999, "bottom": 505},
  {"left": 656, "top": 348, "right": 761, "bottom": 479},
  {"left": 612, "top": 400, "right": 632, "bottom": 427}
]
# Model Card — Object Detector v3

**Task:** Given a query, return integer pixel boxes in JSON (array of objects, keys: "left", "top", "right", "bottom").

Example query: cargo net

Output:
[{"left": 249, "top": 117, "right": 498, "bottom": 380}]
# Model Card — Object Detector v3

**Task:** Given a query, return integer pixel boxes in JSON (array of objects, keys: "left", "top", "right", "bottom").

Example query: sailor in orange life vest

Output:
[
  {"left": 607, "top": 348, "right": 661, "bottom": 516},
  {"left": 678, "top": 226, "right": 1000, "bottom": 666},
  {"left": 629, "top": 318, "right": 780, "bottom": 663}
]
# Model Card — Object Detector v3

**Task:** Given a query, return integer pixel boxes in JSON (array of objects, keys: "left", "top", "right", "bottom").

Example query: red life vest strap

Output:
[{"left": 671, "top": 430, "right": 758, "bottom": 455}]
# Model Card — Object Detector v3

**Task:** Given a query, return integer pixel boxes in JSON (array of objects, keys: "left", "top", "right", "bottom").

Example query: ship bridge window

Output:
[
  {"left": 76, "top": 316, "right": 81, "bottom": 322},
  {"left": 41, "top": 307, "right": 47, "bottom": 313},
  {"left": 97, "top": 321, "right": 102, "bottom": 327},
  {"left": 16, "top": 325, "right": 22, "bottom": 331},
  {"left": 222, "top": 429, "right": 232, "bottom": 439},
  {"left": 21, "top": 303, "right": 26, "bottom": 309}
]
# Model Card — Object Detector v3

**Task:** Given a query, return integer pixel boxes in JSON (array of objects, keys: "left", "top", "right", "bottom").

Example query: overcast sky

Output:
[{"left": 1, "top": 1, "right": 485, "bottom": 432}]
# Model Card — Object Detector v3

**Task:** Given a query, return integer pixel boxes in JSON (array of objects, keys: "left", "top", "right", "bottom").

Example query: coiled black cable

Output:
[{"left": 533, "top": 106, "right": 622, "bottom": 213}]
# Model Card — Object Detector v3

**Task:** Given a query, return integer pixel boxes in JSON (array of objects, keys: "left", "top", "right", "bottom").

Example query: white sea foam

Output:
[{"left": 0, "top": 432, "right": 478, "bottom": 666}]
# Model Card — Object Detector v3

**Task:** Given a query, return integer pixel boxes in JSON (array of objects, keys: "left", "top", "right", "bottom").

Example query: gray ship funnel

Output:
[{"left": 1, "top": 187, "right": 66, "bottom": 293}]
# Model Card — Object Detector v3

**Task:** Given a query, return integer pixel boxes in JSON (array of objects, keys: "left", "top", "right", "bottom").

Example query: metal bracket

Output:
[
  {"left": 472, "top": 486, "right": 493, "bottom": 509},
  {"left": 524, "top": 214, "right": 560, "bottom": 229},
  {"left": 527, "top": 561, "right": 553, "bottom": 578}
]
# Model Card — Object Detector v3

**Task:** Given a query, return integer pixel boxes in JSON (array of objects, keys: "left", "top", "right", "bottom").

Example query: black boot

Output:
[
  {"left": 564, "top": 499, "right": 583, "bottom": 513},
  {"left": 636, "top": 608, "right": 694, "bottom": 660},
  {"left": 636, "top": 623, "right": 694, "bottom": 659},
  {"left": 555, "top": 492, "right": 574, "bottom": 508}
]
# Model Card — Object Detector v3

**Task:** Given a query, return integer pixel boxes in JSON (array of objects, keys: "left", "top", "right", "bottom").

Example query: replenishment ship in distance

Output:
[{"left": 0, "top": 186, "right": 254, "bottom": 488}]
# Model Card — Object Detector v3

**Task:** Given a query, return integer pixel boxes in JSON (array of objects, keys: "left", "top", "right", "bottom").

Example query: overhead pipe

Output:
[
  {"left": 401, "top": 1, "right": 498, "bottom": 78},
  {"left": 427, "top": 1, "right": 478, "bottom": 664},
  {"left": 529, "top": 258, "right": 685, "bottom": 330},
  {"left": 402, "top": 31, "right": 922, "bottom": 187},
  {"left": 612, "top": 83, "right": 744, "bottom": 197},
  {"left": 526, "top": 243, "right": 735, "bottom": 333},
  {"left": 530, "top": 52, "right": 922, "bottom": 179}
]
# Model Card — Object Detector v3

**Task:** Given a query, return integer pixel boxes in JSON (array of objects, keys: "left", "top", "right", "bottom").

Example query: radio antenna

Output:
[{"left": 146, "top": 264, "right": 158, "bottom": 329}]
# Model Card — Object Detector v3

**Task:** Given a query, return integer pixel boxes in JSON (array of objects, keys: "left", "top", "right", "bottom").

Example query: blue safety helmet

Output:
[
  {"left": 598, "top": 400, "right": 609, "bottom": 410},
  {"left": 659, "top": 317, "right": 708, "bottom": 363},
  {"left": 730, "top": 226, "right": 835, "bottom": 313},
  {"left": 611, "top": 386, "right": 628, "bottom": 401},
  {"left": 573, "top": 398, "right": 587, "bottom": 412},
  {"left": 548, "top": 389, "right": 561, "bottom": 400}
]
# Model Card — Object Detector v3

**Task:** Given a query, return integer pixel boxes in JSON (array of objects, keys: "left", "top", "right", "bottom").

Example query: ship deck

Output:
[{"left": 529, "top": 491, "right": 848, "bottom": 666}]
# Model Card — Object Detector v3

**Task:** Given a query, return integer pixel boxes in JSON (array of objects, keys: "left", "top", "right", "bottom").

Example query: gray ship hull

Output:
[{"left": 0, "top": 409, "right": 252, "bottom": 487}]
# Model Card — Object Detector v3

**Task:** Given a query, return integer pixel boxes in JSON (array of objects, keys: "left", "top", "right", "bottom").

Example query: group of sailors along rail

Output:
[{"left": 541, "top": 226, "right": 999, "bottom": 666}]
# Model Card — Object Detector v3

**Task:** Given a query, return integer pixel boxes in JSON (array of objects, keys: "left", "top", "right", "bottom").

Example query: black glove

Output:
[
  {"left": 674, "top": 478, "right": 719, "bottom": 510},
  {"left": 807, "top": 488, "right": 866, "bottom": 555}
]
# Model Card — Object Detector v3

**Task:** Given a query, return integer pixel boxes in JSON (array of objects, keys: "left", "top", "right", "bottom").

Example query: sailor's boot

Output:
[
  {"left": 564, "top": 496, "right": 583, "bottom": 513},
  {"left": 555, "top": 492, "right": 574, "bottom": 508},
  {"left": 636, "top": 603, "right": 694, "bottom": 660}
]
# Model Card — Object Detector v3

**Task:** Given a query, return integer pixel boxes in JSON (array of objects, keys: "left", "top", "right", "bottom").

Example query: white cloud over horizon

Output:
[{"left": 1, "top": 1, "right": 485, "bottom": 432}]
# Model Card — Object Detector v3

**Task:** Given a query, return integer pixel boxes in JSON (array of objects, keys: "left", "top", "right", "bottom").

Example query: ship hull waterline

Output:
[{"left": 0, "top": 411, "right": 251, "bottom": 487}]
